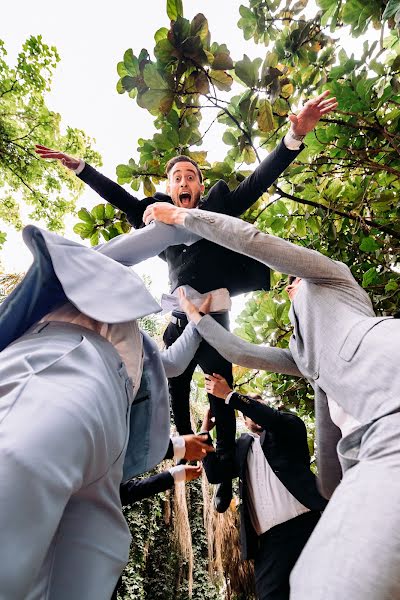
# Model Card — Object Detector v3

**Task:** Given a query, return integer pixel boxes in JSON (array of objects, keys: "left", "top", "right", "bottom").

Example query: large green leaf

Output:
[
  {"left": 123, "top": 49, "right": 139, "bottom": 76},
  {"left": 235, "top": 55, "right": 261, "bottom": 88},
  {"left": 166, "top": 0, "right": 183, "bottom": 21},
  {"left": 209, "top": 70, "right": 233, "bottom": 91},
  {"left": 143, "top": 64, "right": 168, "bottom": 89}
]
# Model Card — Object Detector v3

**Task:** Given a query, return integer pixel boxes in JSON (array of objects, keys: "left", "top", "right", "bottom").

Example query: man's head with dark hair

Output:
[
  {"left": 165, "top": 156, "right": 204, "bottom": 209},
  {"left": 165, "top": 155, "right": 203, "bottom": 182}
]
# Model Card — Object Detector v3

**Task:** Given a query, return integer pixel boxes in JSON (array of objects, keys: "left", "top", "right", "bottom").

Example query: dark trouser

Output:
[
  {"left": 254, "top": 511, "right": 320, "bottom": 600},
  {"left": 163, "top": 311, "right": 235, "bottom": 455}
]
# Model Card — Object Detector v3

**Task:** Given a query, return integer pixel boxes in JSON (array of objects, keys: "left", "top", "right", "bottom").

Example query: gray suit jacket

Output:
[
  {"left": 0, "top": 226, "right": 201, "bottom": 481},
  {"left": 181, "top": 210, "right": 395, "bottom": 498}
]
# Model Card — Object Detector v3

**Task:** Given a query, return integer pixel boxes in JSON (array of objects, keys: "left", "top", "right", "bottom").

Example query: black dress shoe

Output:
[{"left": 214, "top": 479, "right": 232, "bottom": 513}]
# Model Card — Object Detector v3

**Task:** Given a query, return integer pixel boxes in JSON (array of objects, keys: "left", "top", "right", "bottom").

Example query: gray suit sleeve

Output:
[
  {"left": 96, "top": 221, "right": 200, "bottom": 266},
  {"left": 196, "top": 315, "right": 302, "bottom": 377},
  {"left": 160, "top": 321, "right": 201, "bottom": 378},
  {"left": 183, "top": 210, "right": 354, "bottom": 284}
]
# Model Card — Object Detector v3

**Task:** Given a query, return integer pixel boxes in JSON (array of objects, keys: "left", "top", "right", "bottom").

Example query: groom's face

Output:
[{"left": 167, "top": 162, "right": 204, "bottom": 209}]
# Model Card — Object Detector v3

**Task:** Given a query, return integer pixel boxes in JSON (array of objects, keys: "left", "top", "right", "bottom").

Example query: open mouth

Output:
[{"left": 179, "top": 192, "right": 191, "bottom": 207}]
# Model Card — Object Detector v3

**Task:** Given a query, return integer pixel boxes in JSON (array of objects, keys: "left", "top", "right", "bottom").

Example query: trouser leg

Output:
[
  {"left": 196, "top": 312, "right": 235, "bottom": 455},
  {"left": 196, "top": 338, "right": 235, "bottom": 454},
  {"left": 290, "top": 414, "right": 400, "bottom": 600},
  {"left": 0, "top": 327, "right": 131, "bottom": 599},
  {"left": 254, "top": 512, "right": 320, "bottom": 600},
  {"left": 164, "top": 320, "right": 197, "bottom": 434}
]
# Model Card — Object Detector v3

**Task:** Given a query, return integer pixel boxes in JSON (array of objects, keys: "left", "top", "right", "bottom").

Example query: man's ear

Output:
[
  {"left": 166, "top": 180, "right": 171, "bottom": 195},
  {"left": 200, "top": 183, "right": 205, "bottom": 194}
]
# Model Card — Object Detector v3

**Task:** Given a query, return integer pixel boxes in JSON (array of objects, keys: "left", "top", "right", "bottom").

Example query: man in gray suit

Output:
[
  {"left": 0, "top": 225, "right": 211, "bottom": 599},
  {"left": 141, "top": 203, "right": 400, "bottom": 600}
]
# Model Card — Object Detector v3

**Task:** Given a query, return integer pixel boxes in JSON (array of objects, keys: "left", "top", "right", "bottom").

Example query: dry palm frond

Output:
[
  {"left": 173, "top": 481, "right": 194, "bottom": 596},
  {"left": 203, "top": 473, "right": 256, "bottom": 599},
  {"left": 0, "top": 273, "right": 24, "bottom": 301}
]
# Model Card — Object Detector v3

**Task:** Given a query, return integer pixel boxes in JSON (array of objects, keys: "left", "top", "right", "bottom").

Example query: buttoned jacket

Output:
[{"left": 203, "top": 392, "right": 326, "bottom": 559}]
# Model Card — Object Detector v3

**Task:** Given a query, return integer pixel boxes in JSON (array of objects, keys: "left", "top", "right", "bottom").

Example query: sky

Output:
[{"left": 2, "top": 0, "right": 371, "bottom": 317}]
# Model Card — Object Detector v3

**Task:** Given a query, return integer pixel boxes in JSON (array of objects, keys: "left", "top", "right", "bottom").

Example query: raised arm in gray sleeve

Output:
[
  {"left": 97, "top": 221, "right": 200, "bottom": 266},
  {"left": 160, "top": 321, "right": 201, "bottom": 378},
  {"left": 183, "top": 210, "right": 355, "bottom": 285},
  {"left": 196, "top": 315, "right": 302, "bottom": 377}
]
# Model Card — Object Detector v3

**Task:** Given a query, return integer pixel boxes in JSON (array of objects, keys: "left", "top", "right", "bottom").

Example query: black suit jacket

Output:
[
  {"left": 120, "top": 471, "right": 174, "bottom": 506},
  {"left": 120, "top": 438, "right": 175, "bottom": 505},
  {"left": 78, "top": 139, "right": 303, "bottom": 295},
  {"left": 203, "top": 393, "right": 327, "bottom": 560}
]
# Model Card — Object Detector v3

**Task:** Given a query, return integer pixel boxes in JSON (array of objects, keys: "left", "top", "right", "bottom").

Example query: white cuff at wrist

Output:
[
  {"left": 169, "top": 465, "right": 186, "bottom": 483},
  {"left": 171, "top": 435, "right": 186, "bottom": 461}
]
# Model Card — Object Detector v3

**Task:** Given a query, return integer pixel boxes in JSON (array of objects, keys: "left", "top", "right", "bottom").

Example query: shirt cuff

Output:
[
  {"left": 171, "top": 435, "right": 186, "bottom": 462},
  {"left": 73, "top": 159, "right": 86, "bottom": 175},
  {"left": 283, "top": 128, "right": 304, "bottom": 151},
  {"left": 225, "top": 391, "right": 235, "bottom": 405},
  {"left": 169, "top": 465, "right": 186, "bottom": 483}
]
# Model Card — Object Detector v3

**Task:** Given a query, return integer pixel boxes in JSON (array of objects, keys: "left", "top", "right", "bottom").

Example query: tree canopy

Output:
[
  {"left": 73, "top": 0, "right": 400, "bottom": 416},
  {"left": 0, "top": 35, "right": 101, "bottom": 245}
]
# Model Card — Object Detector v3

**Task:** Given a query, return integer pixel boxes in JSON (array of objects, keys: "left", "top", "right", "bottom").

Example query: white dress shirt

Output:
[{"left": 246, "top": 434, "right": 310, "bottom": 536}]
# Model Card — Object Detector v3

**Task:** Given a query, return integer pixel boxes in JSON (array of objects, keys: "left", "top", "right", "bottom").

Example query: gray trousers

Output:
[
  {"left": 0, "top": 322, "right": 136, "bottom": 600},
  {"left": 291, "top": 412, "right": 400, "bottom": 599}
]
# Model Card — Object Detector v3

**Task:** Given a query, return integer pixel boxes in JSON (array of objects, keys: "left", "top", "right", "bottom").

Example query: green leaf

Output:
[
  {"left": 154, "top": 39, "right": 175, "bottom": 64},
  {"left": 222, "top": 131, "right": 237, "bottom": 146},
  {"left": 116, "top": 164, "right": 133, "bottom": 183},
  {"left": 123, "top": 49, "right": 139, "bottom": 76},
  {"left": 104, "top": 204, "right": 115, "bottom": 219},
  {"left": 212, "top": 53, "right": 234, "bottom": 70},
  {"left": 257, "top": 98, "right": 274, "bottom": 132},
  {"left": 235, "top": 54, "right": 261, "bottom": 88},
  {"left": 359, "top": 237, "right": 380, "bottom": 252},
  {"left": 242, "top": 144, "right": 257, "bottom": 164},
  {"left": 209, "top": 70, "right": 233, "bottom": 91},
  {"left": 143, "top": 64, "right": 168, "bottom": 89},
  {"left": 362, "top": 267, "right": 379, "bottom": 288},
  {"left": 73, "top": 222, "right": 94, "bottom": 239},
  {"left": 143, "top": 176, "right": 156, "bottom": 197},
  {"left": 190, "top": 13, "right": 210, "bottom": 45},
  {"left": 91, "top": 204, "right": 106, "bottom": 222},
  {"left": 385, "top": 279, "right": 399, "bottom": 293},
  {"left": 77, "top": 207, "right": 95, "bottom": 224},
  {"left": 383, "top": 0, "right": 400, "bottom": 20},
  {"left": 90, "top": 230, "right": 99, "bottom": 246},
  {"left": 154, "top": 27, "right": 169, "bottom": 43},
  {"left": 167, "top": 0, "right": 183, "bottom": 21}
]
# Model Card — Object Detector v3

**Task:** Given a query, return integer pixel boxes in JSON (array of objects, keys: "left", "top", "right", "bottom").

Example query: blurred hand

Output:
[
  {"left": 178, "top": 288, "right": 211, "bottom": 324},
  {"left": 201, "top": 408, "right": 215, "bottom": 433},
  {"left": 289, "top": 90, "right": 337, "bottom": 136},
  {"left": 182, "top": 433, "right": 214, "bottom": 461},
  {"left": 35, "top": 145, "right": 81, "bottom": 170},
  {"left": 143, "top": 202, "right": 187, "bottom": 226},
  {"left": 184, "top": 464, "right": 203, "bottom": 482},
  {"left": 204, "top": 373, "right": 232, "bottom": 400}
]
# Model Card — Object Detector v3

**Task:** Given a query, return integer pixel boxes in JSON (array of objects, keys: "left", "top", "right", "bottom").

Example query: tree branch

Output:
[{"left": 274, "top": 185, "right": 400, "bottom": 240}]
